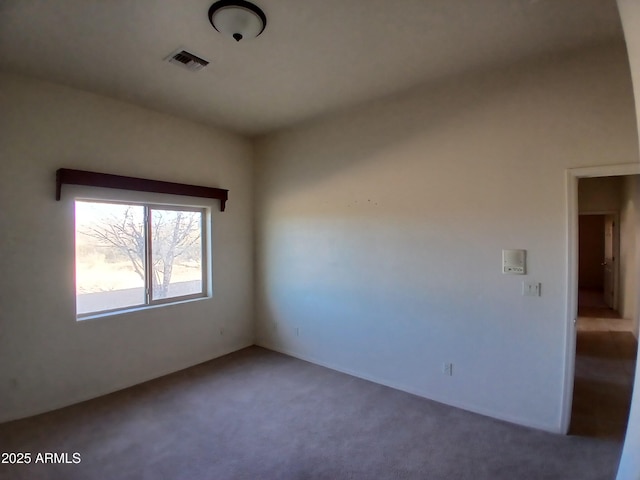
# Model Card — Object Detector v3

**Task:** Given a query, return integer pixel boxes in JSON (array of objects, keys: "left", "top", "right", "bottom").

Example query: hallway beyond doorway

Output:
[{"left": 578, "top": 288, "right": 621, "bottom": 319}]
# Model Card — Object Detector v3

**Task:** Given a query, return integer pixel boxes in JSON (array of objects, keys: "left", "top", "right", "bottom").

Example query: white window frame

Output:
[{"left": 72, "top": 187, "right": 213, "bottom": 320}]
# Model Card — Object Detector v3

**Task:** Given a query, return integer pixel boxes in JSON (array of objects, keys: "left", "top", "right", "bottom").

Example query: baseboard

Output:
[
  {"left": 0, "top": 341, "right": 253, "bottom": 424},
  {"left": 255, "top": 341, "right": 561, "bottom": 434}
]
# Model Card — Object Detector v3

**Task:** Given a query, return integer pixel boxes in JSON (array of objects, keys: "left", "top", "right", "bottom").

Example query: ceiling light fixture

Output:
[{"left": 208, "top": 0, "right": 267, "bottom": 42}]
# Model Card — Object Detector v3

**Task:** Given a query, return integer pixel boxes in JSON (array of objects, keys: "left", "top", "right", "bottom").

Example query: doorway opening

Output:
[{"left": 566, "top": 170, "right": 639, "bottom": 439}]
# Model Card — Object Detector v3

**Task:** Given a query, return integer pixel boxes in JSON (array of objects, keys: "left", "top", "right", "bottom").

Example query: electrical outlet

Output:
[
  {"left": 443, "top": 363, "right": 453, "bottom": 376},
  {"left": 219, "top": 327, "right": 224, "bottom": 336},
  {"left": 295, "top": 327, "right": 300, "bottom": 337}
]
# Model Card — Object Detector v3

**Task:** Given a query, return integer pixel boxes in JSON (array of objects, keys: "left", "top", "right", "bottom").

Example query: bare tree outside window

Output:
[
  {"left": 75, "top": 201, "right": 205, "bottom": 316},
  {"left": 151, "top": 208, "right": 202, "bottom": 299}
]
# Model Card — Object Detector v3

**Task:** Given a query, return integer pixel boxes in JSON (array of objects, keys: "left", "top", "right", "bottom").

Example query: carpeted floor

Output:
[
  {"left": 571, "top": 317, "right": 637, "bottom": 440},
  {"left": 577, "top": 288, "right": 621, "bottom": 319},
  {"left": 0, "top": 346, "right": 626, "bottom": 480}
]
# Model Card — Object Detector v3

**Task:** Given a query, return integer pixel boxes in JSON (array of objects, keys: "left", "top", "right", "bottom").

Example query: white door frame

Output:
[{"left": 561, "top": 162, "right": 640, "bottom": 434}]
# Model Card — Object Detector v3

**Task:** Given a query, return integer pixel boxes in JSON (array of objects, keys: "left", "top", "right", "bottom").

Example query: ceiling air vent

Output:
[{"left": 166, "top": 49, "right": 210, "bottom": 72}]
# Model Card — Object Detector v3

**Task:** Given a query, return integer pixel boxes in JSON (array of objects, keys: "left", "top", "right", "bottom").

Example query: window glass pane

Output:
[
  {"left": 150, "top": 208, "right": 203, "bottom": 301},
  {"left": 75, "top": 201, "right": 146, "bottom": 315}
]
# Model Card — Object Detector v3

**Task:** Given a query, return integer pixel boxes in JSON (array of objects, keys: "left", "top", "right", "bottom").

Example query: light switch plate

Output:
[{"left": 522, "top": 282, "right": 541, "bottom": 297}]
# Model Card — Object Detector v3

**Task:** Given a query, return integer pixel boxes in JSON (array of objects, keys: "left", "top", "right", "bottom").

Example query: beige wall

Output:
[
  {"left": 579, "top": 176, "right": 623, "bottom": 213},
  {"left": 254, "top": 42, "right": 638, "bottom": 432},
  {"left": 0, "top": 73, "right": 255, "bottom": 422},
  {"left": 615, "top": 0, "right": 640, "bottom": 477}
]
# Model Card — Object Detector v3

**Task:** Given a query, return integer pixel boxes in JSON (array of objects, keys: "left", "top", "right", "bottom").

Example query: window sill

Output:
[{"left": 76, "top": 294, "right": 210, "bottom": 321}]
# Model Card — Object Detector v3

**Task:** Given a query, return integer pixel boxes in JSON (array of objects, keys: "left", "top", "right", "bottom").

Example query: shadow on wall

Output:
[
  {"left": 253, "top": 41, "right": 638, "bottom": 432},
  {"left": 255, "top": 42, "right": 633, "bottom": 199}
]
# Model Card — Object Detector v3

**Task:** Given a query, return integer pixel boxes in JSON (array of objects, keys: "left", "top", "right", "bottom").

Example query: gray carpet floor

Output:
[{"left": 0, "top": 346, "right": 625, "bottom": 480}]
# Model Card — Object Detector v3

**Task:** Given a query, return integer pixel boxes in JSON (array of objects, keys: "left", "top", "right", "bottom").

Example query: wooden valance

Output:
[{"left": 56, "top": 168, "right": 229, "bottom": 212}]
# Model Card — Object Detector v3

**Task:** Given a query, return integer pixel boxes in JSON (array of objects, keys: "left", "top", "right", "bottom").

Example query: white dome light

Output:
[{"left": 208, "top": 1, "right": 267, "bottom": 42}]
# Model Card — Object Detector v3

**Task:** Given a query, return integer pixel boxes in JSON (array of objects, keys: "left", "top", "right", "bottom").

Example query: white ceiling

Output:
[{"left": 0, "top": 0, "right": 625, "bottom": 135}]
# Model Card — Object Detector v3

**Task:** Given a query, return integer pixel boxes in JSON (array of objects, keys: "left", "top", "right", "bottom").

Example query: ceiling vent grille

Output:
[{"left": 166, "top": 49, "right": 210, "bottom": 72}]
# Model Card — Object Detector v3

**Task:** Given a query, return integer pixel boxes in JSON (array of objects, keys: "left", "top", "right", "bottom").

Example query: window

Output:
[{"left": 75, "top": 200, "right": 208, "bottom": 317}]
